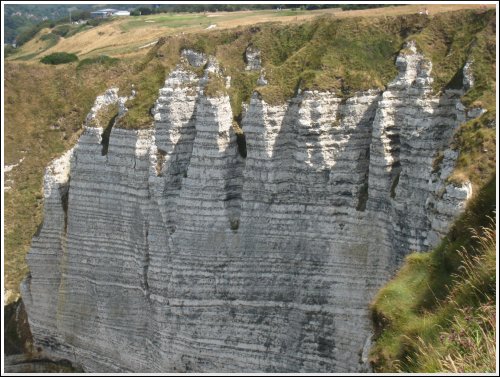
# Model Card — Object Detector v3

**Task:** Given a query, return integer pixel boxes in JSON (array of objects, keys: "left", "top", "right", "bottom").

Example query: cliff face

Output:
[{"left": 22, "top": 42, "right": 479, "bottom": 372}]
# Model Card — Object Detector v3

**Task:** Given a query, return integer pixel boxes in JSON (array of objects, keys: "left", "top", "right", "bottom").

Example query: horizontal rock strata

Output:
[{"left": 22, "top": 42, "right": 477, "bottom": 372}]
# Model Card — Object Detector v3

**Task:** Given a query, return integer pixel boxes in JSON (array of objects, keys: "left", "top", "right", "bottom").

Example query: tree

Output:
[{"left": 136, "top": 7, "right": 153, "bottom": 15}]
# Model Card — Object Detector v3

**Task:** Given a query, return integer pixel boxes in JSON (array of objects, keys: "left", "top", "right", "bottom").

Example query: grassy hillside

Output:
[
  {"left": 370, "top": 177, "right": 496, "bottom": 372},
  {"left": 3, "top": 5, "right": 496, "bottom": 324},
  {"left": 367, "top": 9, "right": 496, "bottom": 372},
  {"left": 4, "top": 61, "right": 128, "bottom": 300}
]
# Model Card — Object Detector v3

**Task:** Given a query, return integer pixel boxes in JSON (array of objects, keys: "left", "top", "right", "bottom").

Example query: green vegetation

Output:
[
  {"left": 85, "top": 17, "right": 114, "bottom": 28},
  {"left": 449, "top": 110, "right": 496, "bottom": 187},
  {"left": 117, "top": 63, "right": 168, "bottom": 129},
  {"left": 77, "top": 55, "right": 119, "bottom": 69},
  {"left": 168, "top": 16, "right": 398, "bottom": 119},
  {"left": 163, "top": 9, "right": 493, "bottom": 125},
  {"left": 14, "top": 17, "right": 109, "bottom": 47},
  {"left": 40, "top": 32, "right": 60, "bottom": 44},
  {"left": 5, "top": 3, "right": 112, "bottom": 45},
  {"left": 4, "top": 11, "right": 38, "bottom": 45},
  {"left": 4, "top": 60, "right": 138, "bottom": 299},
  {"left": 116, "top": 38, "right": 182, "bottom": 129},
  {"left": 119, "top": 13, "right": 213, "bottom": 32},
  {"left": 15, "top": 22, "right": 53, "bottom": 47},
  {"left": 130, "top": 3, "right": 395, "bottom": 16},
  {"left": 11, "top": 32, "right": 61, "bottom": 62},
  {"left": 204, "top": 72, "right": 228, "bottom": 98},
  {"left": 253, "top": 16, "right": 408, "bottom": 102},
  {"left": 370, "top": 176, "right": 496, "bottom": 372},
  {"left": 40, "top": 52, "right": 78, "bottom": 65},
  {"left": 411, "top": 303, "right": 495, "bottom": 372},
  {"left": 51, "top": 24, "right": 71, "bottom": 37},
  {"left": 4, "top": 45, "right": 18, "bottom": 57},
  {"left": 413, "top": 9, "right": 495, "bottom": 103}
]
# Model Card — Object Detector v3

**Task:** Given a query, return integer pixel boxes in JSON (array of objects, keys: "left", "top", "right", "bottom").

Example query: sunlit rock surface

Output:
[{"left": 22, "top": 42, "right": 477, "bottom": 372}]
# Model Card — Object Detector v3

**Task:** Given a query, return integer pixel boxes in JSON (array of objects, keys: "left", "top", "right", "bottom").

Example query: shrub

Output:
[
  {"left": 51, "top": 24, "right": 71, "bottom": 37},
  {"left": 136, "top": 7, "right": 153, "bottom": 15},
  {"left": 204, "top": 72, "right": 228, "bottom": 98},
  {"left": 87, "top": 18, "right": 112, "bottom": 27},
  {"left": 15, "top": 19, "right": 53, "bottom": 46},
  {"left": 40, "top": 52, "right": 78, "bottom": 65},
  {"left": 77, "top": 55, "right": 119, "bottom": 69},
  {"left": 40, "top": 33, "right": 60, "bottom": 48},
  {"left": 40, "top": 33, "right": 55, "bottom": 41},
  {"left": 4, "top": 45, "right": 17, "bottom": 57}
]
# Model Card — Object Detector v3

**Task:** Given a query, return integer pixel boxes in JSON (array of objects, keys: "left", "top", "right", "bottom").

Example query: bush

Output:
[
  {"left": 87, "top": 18, "right": 111, "bottom": 27},
  {"left": 77, "top": 55, "right": 119, "bottom": 69},
  {"left": 136, "top": 7, "right": 153, "bottom": 15},
  {"left": 15, "top": 19, "right": 58, "bottom": 46},
  {"left": 4, "top": 45, "right": 17, "bottom": 57},
  {"left": 51, "top": 24, "right": 71, "bottom": 37},
  {"left": 40, "top": 52, "right": 78, "bottom": 65},
  {"left": 40, "top": 33, "right": 59, "bottom": 42}
]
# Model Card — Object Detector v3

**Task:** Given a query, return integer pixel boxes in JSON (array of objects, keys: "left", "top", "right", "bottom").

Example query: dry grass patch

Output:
[{"left": 3, "top": 60, "right": 138, "bottom": 302}]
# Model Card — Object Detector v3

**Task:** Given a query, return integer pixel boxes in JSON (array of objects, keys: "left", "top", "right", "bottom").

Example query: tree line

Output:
[{"left": 131, "top": 4, "right": 394, "bottom": 16}]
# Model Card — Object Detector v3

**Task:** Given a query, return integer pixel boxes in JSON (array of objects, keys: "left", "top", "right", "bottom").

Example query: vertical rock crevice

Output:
[
  {"left": 100, "top": 113, "right": 118, "bottom": 156},
  {"left": 354, "top": 94, "right": 380, "bottom": 211},
  {"left": 235, "top": 133, "right": 247, "bottom": 159},
  {"left": 58, "top": 178, "right": 70, "bottom": 235}
]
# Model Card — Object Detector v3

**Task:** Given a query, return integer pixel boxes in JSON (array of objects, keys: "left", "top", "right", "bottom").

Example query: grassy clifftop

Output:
[
  {"left": 366, "top": 10, "right": 496, "bottom": 372},
  {"left": 370, "top": 177, "right": 496, "bottom": 372},
  {"left": 124, "top": 8, "right": 495, "bottom": 129}
]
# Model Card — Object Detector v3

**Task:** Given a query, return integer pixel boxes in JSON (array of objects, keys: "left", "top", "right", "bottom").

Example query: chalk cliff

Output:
[{"left": 21, "top": 42, "right": 479, "bottom": 372}]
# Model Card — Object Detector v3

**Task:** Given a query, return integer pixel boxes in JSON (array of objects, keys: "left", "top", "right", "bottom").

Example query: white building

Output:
[
  {"left": 112, "top": 10, "right": 130, "bottom": 16},
  {"left": 90, "top": 9, "right": 130, "bottom": 18}
]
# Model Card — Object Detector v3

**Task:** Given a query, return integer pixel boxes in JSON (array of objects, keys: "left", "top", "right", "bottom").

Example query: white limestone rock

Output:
[
  {"left": 257, "top": 71, "right": 268, "bottom": 86},
  {"left": 463, "top": 59, "right": 474, "bottom": 91},
  {"left": 181, "top": 49, "right": 208, "bottom": 68},
  {"left": 22, "top": 41, "right": 482, "bottom": 373},
  {"left": 245, "top": 46, "right": 262, "bottom": 71},
  {"left": 85, "top": 88, "right": 133, "bottom": 127}
]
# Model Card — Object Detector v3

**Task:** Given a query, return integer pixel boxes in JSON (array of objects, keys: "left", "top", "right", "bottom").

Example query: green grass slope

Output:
[
  {"left": 370, "top": 177, "right": 496, "bottom": 372},
  {"left": 368, "top": 10, "right": 496, "bottom": 372}
]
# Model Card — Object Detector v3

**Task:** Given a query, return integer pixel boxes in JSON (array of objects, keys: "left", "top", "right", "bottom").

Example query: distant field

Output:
[
  {"left": 7, "top": 4, "right": 495, "bottom": 61},
  {"left": 119, "top": 10, "right": 312, "bottom": 32},
  {"left": 114, "top": 9, "right": 319, "bottom": 50}
]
